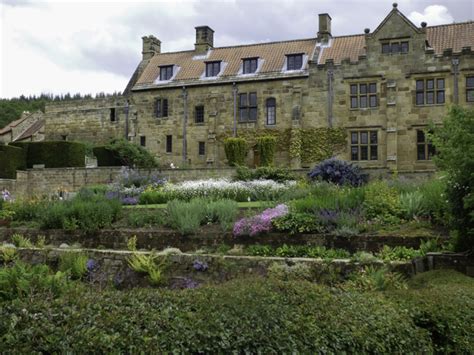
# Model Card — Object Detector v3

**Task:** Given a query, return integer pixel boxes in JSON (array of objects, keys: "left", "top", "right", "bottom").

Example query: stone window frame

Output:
[
  {"left": 155, "top": 98, "right": 169, "bottom": 118},
  {"left": 415, "top": 78, "right": 445, "bottom": 106},
  {"left": 416, "top": 129, "right": 435, "bottom": 161},
  {"left": 239, "top": 92, "right": 258, "bottom": 122},
  {"left": 159, "top": 65, "right": 174, "bottom": 81},
  {"left": 466, "top": 75, "right": 474, "bottom": 103},
  {"left": 381, "top": 40, "right": 409, "bottom": 54},
  {"left": 265, "top": 97, "right": 276, "bottom": 126},
  {"left": 198, "top": 141, "right": 206, "bottom": 156},
  {"left": 165, "top": 135, "right": 172, "bottom": 153},
  {"left": 195, "top": 105, "right": 205, "bottom": 124},
  {"left": 350, "top": 130, "right": 378, "bottom": 161},
  {"left": 350, "top": 82, "right": 377, "bottom": 109}
]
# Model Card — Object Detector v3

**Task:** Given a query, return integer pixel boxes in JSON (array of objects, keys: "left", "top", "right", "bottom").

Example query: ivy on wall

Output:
[
  {"left": 224, "top": 138, "right": 248, "bottom": 166},
  {"left": 256, "top": 136, "right": 277, "bottom": 166}
]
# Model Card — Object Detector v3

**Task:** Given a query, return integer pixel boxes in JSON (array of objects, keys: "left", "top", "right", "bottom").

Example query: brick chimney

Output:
[
  {"left": 317, "top": 13, "right": 332, "bottom": 44},
  {"left": 142, "top": 35, "right": 161, "bottom": 60},
  {"left": 195, "top": 26, "right": 214, "bottom": 53}
]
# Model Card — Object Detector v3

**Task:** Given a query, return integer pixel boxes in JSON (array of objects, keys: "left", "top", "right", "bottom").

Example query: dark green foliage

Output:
[
  {"left": 11, "top": 141, "right": 86, "bottom": 168},
  {"left": 308, "top": 158, "right": 367, "bottom": 186},
  {"left": 126, "top": 210, "right": 164, "bottom": 228},
  {"left": 224, "top": 137, "right": 248, "bottom": 166},
  {"left": 93, "top": 146, "right": 122, "bottom": 166},
  {"left": 430, "top": 107, "right": 474, "bottom": 251},
  {"left": 235, "top": 166, "right": 296, "bottom": 182},
  {"left": 246, "top": 244, "right": 350, "bottom": 259},
  {"left": 2, "top": 270, "right": 473, "bottom": 353},
  {"left": 0, "top": 145, "right": 26, "bottom": 178},
  {"left": 256, "top": 135, "right": 277, "bottom": 166},
  {"left": 40, "top": 195, "right": 122, "bottom": 232},
  {"left": 105, "top": 139, "right": 158, "bottom": 168}
]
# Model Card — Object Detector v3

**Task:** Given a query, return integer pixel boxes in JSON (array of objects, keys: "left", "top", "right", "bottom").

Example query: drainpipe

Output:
[
  {"left": 182, "top": 86, "right": 188, "bottom": 163},
  {"left": 232, "top": 82, "right": 238, "bottom": 137},
  {"left": 124, "top": 99, "right": 130, "bottom": 139},
  {"left": 452, "top": 57, "right": 460, "bottom": 105},
  {"left": 327, "top": 67, "right": 334, "bottom": 127}
]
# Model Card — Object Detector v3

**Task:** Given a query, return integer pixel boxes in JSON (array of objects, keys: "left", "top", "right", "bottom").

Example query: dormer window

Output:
[
  {"left": 286, "top": 54, "right": 303, "bottom": 70},
  {"left": 382, "top": 41, "right": 409, "bottom": 54},
  {"left": 205, "top": 61, "right": 221, "bottom": 77},
  {"left": 160, "top": 65, "right": 174, "bottom": 81},
  {"left": 243, "top": 58, "right": 258, "bottom": 74}
]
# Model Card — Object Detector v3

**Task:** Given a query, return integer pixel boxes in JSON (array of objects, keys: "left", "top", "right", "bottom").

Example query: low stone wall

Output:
[
  {"left": 413, "top": 252, "right": 474, "bottom": 277},
  {"left": 14, "top": 247, "right": 413, "bottom": 289},
  {"left": 0, "top": 228, "right": 443, "bottom": 253}
]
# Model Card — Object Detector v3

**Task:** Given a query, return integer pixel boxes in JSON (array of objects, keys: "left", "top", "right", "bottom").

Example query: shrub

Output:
[
  {"left": 235, "top": 166, "right": 296, "bottom": 182},
  {"left": 399, "top": 190, "right": 426, "bottom": 219},
  {"left": 126, "top": 210, "right": 164, "bottom": 228},
  {"left": 166, "top": 199, "right": 207, "bottom": 235},
  {"left": 308, "top": 158, "right": 367, "bottom": 186},
  {"left": 9, "top": 199, "right": 44, "bottom": 222},
  {"left": 418, "top": 178, "right": 449, "bottom": 225},
  {"left": 58, "top": 252, "right": 88, "bottom": 280},
  {"left": 430, "top": 106, "right": 474, "bottom": 251},
  {"left": 0, "top": 145, "right": 26, "bottom": 178},
  {"left": 11, "top": 141, "right": 86, "bottom": 168},
  {"left": 363, "top": 180, "right": 401, "bottom": 221},
  {"left": 127, "top": 252, "right": 165, "bottom": 286},
  {"left": 272, "top": 212, "right": 319, "bottom": 234},
  {"left": 105, "top": 138, "right": 158, "bottom": 168},
  {"left": 345, "top": 266, "right": 407, "bottom": 291},
  {"left": 256, "top": 136, "right": 277, "bottom": 167},
  {"left": 206, "top": 199, "right": 239, "bottom": 231},
  {"left": 224, "top": 138, "right": 248, "bottom": 166},
  {"left": 92, "top": 146, "right": 122, "bottom": 166},
  {"left": 375, "top": 245, "right": 421, "bottom": 261},
  {"left": 11, "top": 233, "right": 32, "bottom": 248}
]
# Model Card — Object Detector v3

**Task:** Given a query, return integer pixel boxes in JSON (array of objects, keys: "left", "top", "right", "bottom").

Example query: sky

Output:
[{"left": 0, "top": 0, "right": 473, "bottom": 98}]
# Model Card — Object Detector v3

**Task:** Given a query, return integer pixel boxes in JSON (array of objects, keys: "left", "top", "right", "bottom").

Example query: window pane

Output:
[
  {"left": 360, "top": 146, "right": 368, "bottom": 160},
  {"left": 428, "top": 144, "right": 436, "bottom": 159},
  {"left": 249, "top": 107, "right": 257, "bottom": 121},
  {"left": 426, "top": 79, "right": 434, "bottom": 90},
  {"left": 295, "top": 55, "right": 303, "bottom": 69},
  {"left": 351, "top": 146, "right": 358, "bottom": 161},
  {"left": 382, "top": 43, "right": 390, "bottom": 54},
  {"left": 266, "top": 98, "right": 276, "bottom": 107},
  {"left": 360, "top": 96, "right": 367, "bottom": 108},
  {"left": 239, "top": 94, "right": 247, "bottom": 107},
  {"left": 195, "top": 106, "right": 204, "bottom": 123},
  {"left": 360, "top": 131, "right": 368, "bottom": 144},
  {"left": 249, "top": 93, "right": 257, "bottom": 106},
  {"left": 351, "top": 96, "right": 358, "bottom": 108},
  {"left": 417, "top": 144, "right": 426, "bottom": 160},
  {"left": 351, "top": 132, "right": 358, "bottom": 144},
  {"left": 266, "top": 107, "right": 276, "bottom": 125},
  {"left": 391, "top": 42, "right": 400, "bottom": 53},
  {"left": 417, "top": 130, "right": 425, "bottom": 143},
  {"left": 370, "top": 145, "right": 378, "bottom": 160},
  {"left": 252, "top": 59, "right": 258, "bottom": 72},
  {"left": 162, "top": 99, "right": 168, "bottom": 117},
  {"left": 437, "top": 90, "right": 445, "bottom": 104},
  {"left": 437, "top": 78, "right": 445, "bottom": 89},
  {"left": 426, "top": 92, "right": 434, "bottom": 104},
  {"left": 155, "top": 99, "right": 161, "bottom": 117},
  {"left": 467, "top": 77, "right": 474, "bottom": 88},
  {"left": 369, "top": 95, "right": 377, "bottom": 107},
  {"left": 287, "top": 55, "right": 294, "bottom": 69},
  {"left": 370, "top": 131, "right": 377, "bottom": 144},
  {"left": 369, "top": 83, "right": 376, "bottom": 93},
  {"left": 467, "top": 89, "right": 474, "bottom": 102},
  {"left": 166, "top": 135, "right": 172, "bottom": 153},
  {"left": 416, "top": 80, "right": 424, "bottom": 91},
  {"left": 240, "top": 108, "right": 248, "bottom": 121},
  {"left": 350, "top": 84, "right": 358, "bottom": 95},
  {"left": 199, "top": 142, "right": 205, "bottom": 155},
  {"left": 359, "top": 84, "right": 367, "bottom": 94},
  {"left": 416, "top": 92, "right": 424, "bottom": 105},
  {"left": 401, "top": 41, "right": 409, "bottom": 53}
]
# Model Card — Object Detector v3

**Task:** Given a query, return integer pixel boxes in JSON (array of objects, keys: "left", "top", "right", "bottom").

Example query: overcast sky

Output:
[{"left": 1, "top": 0, "right": 473, "bottom": 98}]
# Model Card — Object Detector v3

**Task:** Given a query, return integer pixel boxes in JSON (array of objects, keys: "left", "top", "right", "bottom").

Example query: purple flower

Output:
[
  {"left": 193, "top": 260, "right": 208, "bottom": 272},
  {"left": 121, "top": 196, "right": 138, "bottom": 205},
  {"left": 86, "top": 259, "right": 97, "bottom": 272},
  {"left": 233, "top": 204, "right": 288, "bottom": 236},
  {"left": 105, "top": 191, "right": 120, "bottom": 200}
]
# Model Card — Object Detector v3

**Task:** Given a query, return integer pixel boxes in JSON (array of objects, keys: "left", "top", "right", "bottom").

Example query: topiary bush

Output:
[
  {"left": 235, "top": 166, "right": 296, "bottom": 182},
  {"left": 224, "top": 138, "right": 248, "bottom": 166},
  {"left": 256, "top": 136, "right": 277, "bottom": 167},
  {"left": 308, "top": 158, "right": 367, "bottom": 186},
  {"left": 11, "top": 141, "right": 85, "bottom": 168},
  {"left": 0, "top": 145, "right": 26, "bottom": 178},
  {"left": 92, "top": 146, "right": 122, "bottom": 166},
  {"left": 105, "top": 139, "right": 158, "bottom": 169}
]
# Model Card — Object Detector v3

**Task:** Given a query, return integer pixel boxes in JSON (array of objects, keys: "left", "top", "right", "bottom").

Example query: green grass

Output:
[{"left": 124, "top": 201, "right": 265, "bottom": 209}]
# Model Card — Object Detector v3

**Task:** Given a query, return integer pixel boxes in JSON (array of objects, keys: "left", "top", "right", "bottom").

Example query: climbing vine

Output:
[
  {"left": 256, "top": 136, "right": 277, "bottom": 166},
  {"left": 224, "top": 138, "right": 248, "bottom": 166}
]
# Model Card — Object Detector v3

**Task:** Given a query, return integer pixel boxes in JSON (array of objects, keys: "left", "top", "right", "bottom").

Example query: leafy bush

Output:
[
  {"left": 344, "top": 266, "right": 407, "bottom": 291},
  {"left": 126, "top": 210, "right": 164, "bottom": 228},
  {"left": 418, "top": 178, "right": 449, "bottom": 225},
  {"left": 430, "top": 107, "right": 474, "bottom": 251},
  {"left": 235, "top": 166, "right": 296, "bottom": 182},
  {"left": 127, "top": 252, "right": 165, "bottom": 286},
  {"left": 206, "top": 199, "right": 239, "bottom": 231},
  {"left": 272, "top": 212, "right": 319, "bottom": 234},
  {"left": 58, "top": 252, "right": 88, "bottom": 280},
  {"left": 308, "top": 158, "right": 367, "bottom": 186},
  {"left": 166, "top": 199, "right": 207, "bottom": 235},
  {"left": 375, "top": 245, "right": 421, "bottom": 262},
  {"left": 224, "top": 138, "right": 248, "bottom": 166},
  {"left": 256, "top": 136, "right": 277, "bottom": 167},
  {"left": 93, "top": 146, "right": 122, "bottom": 166},
  {"left": 400, "top": 190, "right": 426, "bottom": 219},
  {"left": 105, "top": 138, "right": 158, "bottom": 168},
  {"left": 363, "top": 180, "right": 401, "bottom": 221},
  {"left": 11, "top": 233, "right": 32, "bottom": 248},
  {"left": 9, "top": 199, "right": 44, "bottom": 222}
]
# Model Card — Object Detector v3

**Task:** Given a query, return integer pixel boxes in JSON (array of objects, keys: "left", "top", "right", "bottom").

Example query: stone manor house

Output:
[{"left": 40, "top": 4, "right": 473, "bottom": 172}]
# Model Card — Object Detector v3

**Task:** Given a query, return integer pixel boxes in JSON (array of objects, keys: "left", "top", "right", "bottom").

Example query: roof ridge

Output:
[
  {"left": 331, "top": 33, "right": 365, "bottom": 39},
  {"left": 426, "top": 20, "right": 474, "bottom": 29}
]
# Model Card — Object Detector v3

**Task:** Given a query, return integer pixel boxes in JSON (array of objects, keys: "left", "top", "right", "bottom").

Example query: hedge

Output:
[
  {"left": 0, "top": 270, "right": 472, "bottom": 353},
  {"left": 0, "top": 145, "right": 26, "bottom": 178},
  {"left": 11, "top": 141, "right": 85, "bottom": 168},
  {"left": 93, "top": 146, "right": 122, "bottom": 167}
]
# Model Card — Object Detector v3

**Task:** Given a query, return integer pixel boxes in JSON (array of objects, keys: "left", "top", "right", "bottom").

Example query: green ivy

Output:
[
  {"left": 224, "top": 138, "right": 248, "bottom": 166},
  {"left": 256, "top": 136, "right": 277, "bottom": 167},
  {"left": 298, "top": 128, "right": 346, "bottom": 164}
]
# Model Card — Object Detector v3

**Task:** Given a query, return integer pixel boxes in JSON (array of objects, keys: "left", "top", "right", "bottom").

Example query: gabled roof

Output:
[
  {"left": 372, "top": 6, "right": 421, "bottom": 36},
  {"left": 15, "top": 119, "right": 44, "bottom": 141},
  {"left": 0, "top": 115, "right": 29, "bottom": 134},
  {"left": 133, "top": 38, "right": 317, "bottom": 89}
]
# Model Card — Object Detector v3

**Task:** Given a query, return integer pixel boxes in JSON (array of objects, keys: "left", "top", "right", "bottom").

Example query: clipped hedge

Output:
[
  {"left": 93, "top": 146, "right": 122, "bottom": 167},
  {"left": 224, "top": 138, "right": 248, "bottom": 166},
  {"left": 11, "top": 141, "right": 85, "bottom": 168},
  {"left": 256, "top": 136, "right": 277, "bottom": 167},
  {"left": 0, "top": 145, "right": 26, "bottom": 178},
  {"left": 1, "top": 270, "right": 473, "bottom": 353}
]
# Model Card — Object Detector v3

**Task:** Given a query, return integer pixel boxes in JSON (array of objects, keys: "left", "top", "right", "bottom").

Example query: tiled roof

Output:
[
  {"left": 15, "top": 119, "right": 44, "bottom": 141},
  {"left": 426, "top": 21, "right": 474, "bottom": 54},
  {"left": 134, "top": 38, "right": 317, "bottom": 87},
  {"left": 0, "top": 116, "right": 26, "bottom": 134},
  {"left": 318, "top": 35, "right": 366, "bottom": 64}
]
